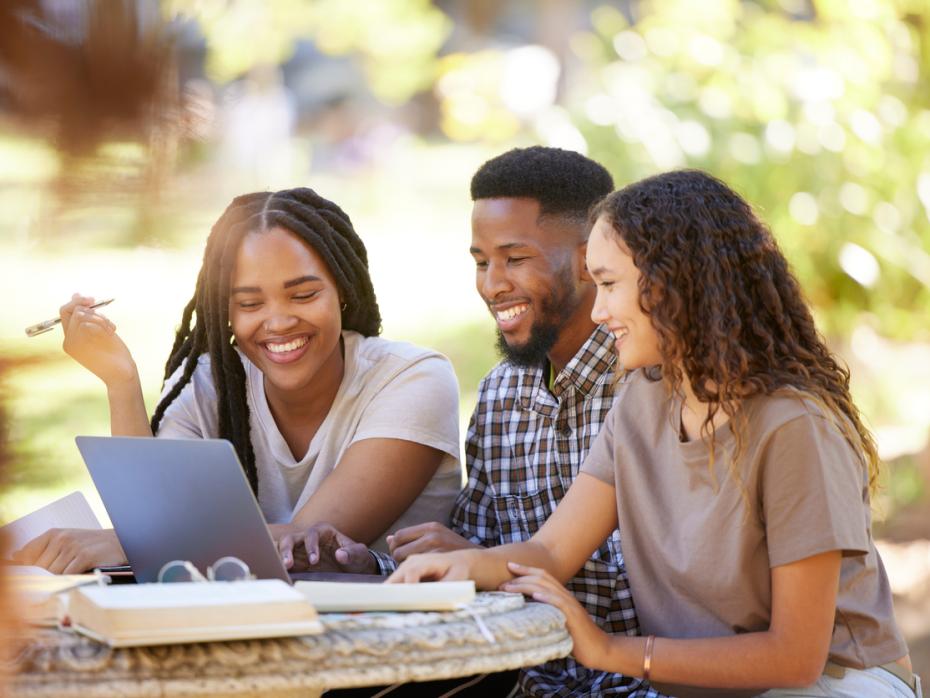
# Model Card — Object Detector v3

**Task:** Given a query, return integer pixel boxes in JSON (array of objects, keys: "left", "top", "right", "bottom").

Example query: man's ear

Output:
[{"left": 577, "top": 242, "right": 592, "bottom": 282}]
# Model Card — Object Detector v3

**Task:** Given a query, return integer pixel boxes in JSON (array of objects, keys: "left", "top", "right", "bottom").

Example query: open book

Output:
[
  {"left": 0, "top": 491, "right": 101, "bottom": 558},
  {"left": 67, "top": 580, "right": 322, "bottom": 647},
  {"left": 9, "top": 567, "right": 98, "bottom": 626},
  {"left": 294, "top": 580, "right": 475, "bottom": 612}
]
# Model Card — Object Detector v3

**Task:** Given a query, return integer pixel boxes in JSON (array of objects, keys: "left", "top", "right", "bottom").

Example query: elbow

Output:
[
  {"left": 781, "top": 648, "right": 830, "bottom": 687},
  {"left": 788, "top": 664, "right": 824, "bottom": 688}
]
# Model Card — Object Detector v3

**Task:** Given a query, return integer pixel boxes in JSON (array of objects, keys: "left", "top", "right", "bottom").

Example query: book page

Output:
[{"left": 0, "top": 491, "right": 101, "bottom": 557}]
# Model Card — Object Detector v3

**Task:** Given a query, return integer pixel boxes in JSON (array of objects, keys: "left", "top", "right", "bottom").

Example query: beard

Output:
[{"left": 495, "top": 265, "right": 580, "bottom": 368}]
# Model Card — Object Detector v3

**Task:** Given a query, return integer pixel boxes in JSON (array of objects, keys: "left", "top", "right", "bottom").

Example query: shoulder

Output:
[
  {"left": 474, "top": 359, "right": 531, "bottom": 405},
  {"left": 608, "top": 368, "right": 666, "bottom": 418},
  {"left": 745, "top": 390, "right": 835, "bottom": 438},
  {"left": 162, "top": 353, "right": 217, "bottom": 395},
  {"left": 345, "top": 331, "right": 458, "bottom": 390}
]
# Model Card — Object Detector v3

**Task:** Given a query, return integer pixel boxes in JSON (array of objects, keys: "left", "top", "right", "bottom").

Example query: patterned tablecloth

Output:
[{"left": 11, "top": 592, "right": 571, "bottom": 698}]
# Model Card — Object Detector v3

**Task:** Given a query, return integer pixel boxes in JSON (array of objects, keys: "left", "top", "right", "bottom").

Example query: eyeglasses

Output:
[{"left": 157, "top": 556, "right": 254, "bottom": 584}]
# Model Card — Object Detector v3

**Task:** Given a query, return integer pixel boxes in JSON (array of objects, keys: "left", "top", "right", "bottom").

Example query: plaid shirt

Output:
[
  {"left": 374, "top": 325, "right": 664, "bottom": 697},
  {"left": 455, "top": 325, "right": 661, "bottom": 697}
]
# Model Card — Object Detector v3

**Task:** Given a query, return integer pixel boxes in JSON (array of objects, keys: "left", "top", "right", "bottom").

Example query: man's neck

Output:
[{"left": 547, "top": 304, "right": 598, "bottom": 372}]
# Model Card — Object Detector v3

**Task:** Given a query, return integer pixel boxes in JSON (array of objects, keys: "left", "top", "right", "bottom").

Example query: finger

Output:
[
  {"left": 277, "top": 535, "right": 295, "bottom": 569},
  {"left": 75, "top": 310, "right": 111, "bottom": 328},
  {"left": 66, "top": 305, "right": 91, "bottom": 339},
  {"left": 334, "top": 543, "right": 370, "bottom": 572},
  {"left": 12, "top": 532, "right": 52, "bottom": 564},
  {"left": 332, "top": 528, "right": 361, "bottom": 550},
  {"left": 62, "top": 554, "right": 91, "bottom": 575},
  {"left": 388, "top": 523, "right": 431, "bottom": 548},
  {"left": 506, "top": 561, "right": 548, "bottom": 577},
  {"left": 46, "top": 548, "right": 74, "bottom": 575},
  {"left": 386, "top": 566, "right": 416, "bottom": 584},
  {"left": 391, "top": 538, "right": 433, "bottom": 563},
  {"left": 303, "top": 528, "right": 321, "bottom": 566},
  {"left": 60, "top": 294, "right": 93, "bottom": 326}
]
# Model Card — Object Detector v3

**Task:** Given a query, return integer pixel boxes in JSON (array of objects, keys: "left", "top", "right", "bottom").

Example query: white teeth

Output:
[
  {"left": 266, "top": 337, "right": 308, "bottom": 353},
  {"left": 496, "top": 304, "right": 528, "bottom": 322}
]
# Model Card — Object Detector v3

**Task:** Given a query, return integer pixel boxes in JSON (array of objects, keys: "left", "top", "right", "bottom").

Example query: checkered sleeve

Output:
[{"left": 449, "top": 378, "right": 499, "bottom": 548}]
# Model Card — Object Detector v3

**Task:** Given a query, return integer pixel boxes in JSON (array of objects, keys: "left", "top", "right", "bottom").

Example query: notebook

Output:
[{"left": 67, "top": 579, "right": 322, "bottom": 646}]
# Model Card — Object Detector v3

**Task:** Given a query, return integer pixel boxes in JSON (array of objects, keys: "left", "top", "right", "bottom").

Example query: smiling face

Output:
[
  {"left": 587, "top": 216, "right": 663, "bottom": 370},
  {"left": 470, "top": 197, "right": 594, "bottom": 368},
  {"left": 229, "top": 226, "right": 344, "bottom": 398}
]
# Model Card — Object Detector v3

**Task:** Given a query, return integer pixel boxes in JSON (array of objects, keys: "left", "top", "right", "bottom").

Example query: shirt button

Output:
[{"left": 561, "top": 426, "right": 572, "bottom": 437}]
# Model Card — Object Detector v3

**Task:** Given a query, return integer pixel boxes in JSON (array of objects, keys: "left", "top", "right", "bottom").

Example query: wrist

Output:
[
  {"left": 596, "top": 635, "right": 646, "bottom": 677},
  {"left": 105, "top": 366, "right": 141, "bottom": 396}
]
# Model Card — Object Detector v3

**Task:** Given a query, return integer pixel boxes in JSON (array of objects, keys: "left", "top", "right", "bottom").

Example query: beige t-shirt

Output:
[
  {"left": 581, "top": 370, "right": 906, "bottom": 698},
  {"left": 157, "top": 331, "right": 463, "bottom": 553}
]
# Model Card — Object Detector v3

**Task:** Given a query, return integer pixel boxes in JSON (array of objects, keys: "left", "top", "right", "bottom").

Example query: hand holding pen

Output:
[
  {"left": 25, "top": 298, "right": 115, "bottom": 337},
  {"left": 47, "top": 294, "right": 138, "bottom": 388}
]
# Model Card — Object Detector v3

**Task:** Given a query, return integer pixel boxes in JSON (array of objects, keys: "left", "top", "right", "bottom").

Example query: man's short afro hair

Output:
[{"left": 470, "top": 146, "right": 614, "bottom": 221}]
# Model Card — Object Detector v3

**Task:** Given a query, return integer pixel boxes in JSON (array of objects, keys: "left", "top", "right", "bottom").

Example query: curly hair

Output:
[
  {"left": 592, "top": 169, "right": 880, "bottom": 492},
  {"left": 471, "top": 146, "right": 614, "bottom": 225},
  {"left": 150, "top": 187, "right": 381, "bottom": 494}
]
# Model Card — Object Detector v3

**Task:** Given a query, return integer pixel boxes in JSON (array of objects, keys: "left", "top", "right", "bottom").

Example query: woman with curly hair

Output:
[{"left": 389, "top": 170, "right": 918, "bottom": 697}]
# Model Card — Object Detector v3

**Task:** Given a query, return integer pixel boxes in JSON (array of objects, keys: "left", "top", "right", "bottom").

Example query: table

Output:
[{"left": 11, "top": 592, "right": 571, "bottom": 697}]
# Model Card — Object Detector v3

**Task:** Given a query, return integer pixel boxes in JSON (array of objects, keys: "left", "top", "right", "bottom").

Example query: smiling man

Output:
[{"left": 373, "top": 147, "right": 661, "bottom": 697}]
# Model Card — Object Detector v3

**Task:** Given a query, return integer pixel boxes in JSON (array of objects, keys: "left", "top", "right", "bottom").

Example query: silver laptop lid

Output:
[{"left": 75, "top": 436, "right": 290, "bottom": 584}]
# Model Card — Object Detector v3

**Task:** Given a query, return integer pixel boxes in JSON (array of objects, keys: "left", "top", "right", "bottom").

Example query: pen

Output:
[{"left": 24, "top": 298, "right": 115, "bottom": 337}]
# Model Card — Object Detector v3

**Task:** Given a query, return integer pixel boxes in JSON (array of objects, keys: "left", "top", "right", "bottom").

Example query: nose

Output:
[
  {"left": 590, "top": 286, "right": 608, "bottom": 325},
  {"left": 478, "top": 260, "right": 512, "bottom": 301},
  {"left": 263, "top": 307, "right": 299, "bottom": 333}
]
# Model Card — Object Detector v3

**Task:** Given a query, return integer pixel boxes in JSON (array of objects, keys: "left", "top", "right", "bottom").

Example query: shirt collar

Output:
[{"left": 514, "top": 325, "right": 617, "bottom": 415}]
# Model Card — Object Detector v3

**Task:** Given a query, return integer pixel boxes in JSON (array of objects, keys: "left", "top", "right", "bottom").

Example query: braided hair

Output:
[{"left": 150, "top": 188, "right": 382, "bottom": 493}]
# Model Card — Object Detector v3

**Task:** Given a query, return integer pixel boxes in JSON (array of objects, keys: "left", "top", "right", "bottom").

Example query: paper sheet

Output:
[{"left": 0, "top": 491, "right": 101, "bottom": 557}]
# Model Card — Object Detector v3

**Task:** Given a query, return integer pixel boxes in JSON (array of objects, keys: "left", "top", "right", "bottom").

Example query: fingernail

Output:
[{"left": 309, "top": 553, "right": 318, "bottom": 564}]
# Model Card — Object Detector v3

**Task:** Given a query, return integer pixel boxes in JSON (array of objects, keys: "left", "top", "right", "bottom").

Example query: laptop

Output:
[{"left": 76, "top": 436, "right": 293, "bottom": 584}]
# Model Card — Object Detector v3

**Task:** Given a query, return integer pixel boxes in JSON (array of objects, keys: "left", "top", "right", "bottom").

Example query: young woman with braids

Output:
[
  {"left": 389, "top": 171, "right": 919, "bottom": 697},
  {"left": 15, "top": 188, "right": 462, "bottom": 575}
]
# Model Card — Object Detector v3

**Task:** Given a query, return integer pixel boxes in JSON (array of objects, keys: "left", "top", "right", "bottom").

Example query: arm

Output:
[
  {"left": 60, "top": 294, "right": 151, "bottom": 437},
  {"left": 509, "top": 550, "right": 841, "bottom": 689},
  {"left": 275, "top": 353, "right": 460, "bottom": 572},
  {"left": 15, "top": 294, "right": 151, "bottom": 572},
  {"left": 388, "top": 472, "right": 618, "bottom": 589},
  {"left": 275, "top": 437, "right": 445, "bottom": 571},
  {"left": 387, "top": 391, "right": 495, "bottom": 562}
]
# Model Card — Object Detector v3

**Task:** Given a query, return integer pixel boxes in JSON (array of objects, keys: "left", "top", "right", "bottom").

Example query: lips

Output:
[
  {"left": 260, "top": 334, "right": 311, "bottom": 364},
  {"left": 610, "top": 326, "right": 629, "bottom": 349},
  {"left": 491, "top": 302, "right": 530, "bottom": 332}
]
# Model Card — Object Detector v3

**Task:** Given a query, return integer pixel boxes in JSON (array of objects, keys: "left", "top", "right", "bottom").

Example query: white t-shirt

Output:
[{"left": 156, "top": 331, "right": 463, "bottom": 552}]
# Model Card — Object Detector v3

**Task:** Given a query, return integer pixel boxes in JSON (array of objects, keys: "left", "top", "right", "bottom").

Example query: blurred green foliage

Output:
[
  {"left": 163, "top": 0, "right": 450, "bottom": 102},
  {"left": 165, "top": 0, "right": 930, "bottom": 340},
  {"left": 571, "top": 0, "right": 930, "bottom": 341}
]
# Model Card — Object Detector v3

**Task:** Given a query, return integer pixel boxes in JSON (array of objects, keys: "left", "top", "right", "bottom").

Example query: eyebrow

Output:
[
  {"left": 587, "top": 265, "right": 612, "bottom": 278},
  {"left": 231, "top": 275, "right": 322, "bottom": 294},
  {"left": 469, "top": 242, "right": 533, "bottom": 255}
]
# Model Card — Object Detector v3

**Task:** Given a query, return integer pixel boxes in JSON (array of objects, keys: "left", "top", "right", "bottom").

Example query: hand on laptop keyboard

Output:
[{"left": 270, "top": 522, "right": 377, "bottom": 574}]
